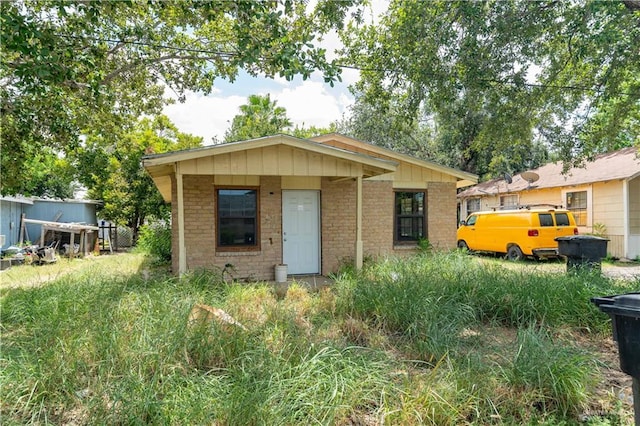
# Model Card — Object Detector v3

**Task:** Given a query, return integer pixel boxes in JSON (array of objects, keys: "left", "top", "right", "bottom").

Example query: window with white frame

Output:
[
  {"left": 566, "top": 190, "right": 587, "bottom": 226},
  {"left": 466, "top": 198, "right": 481, "bottom": 218},
  {"left": 500, "top": 194, "right": 518, "bottom": 210}
]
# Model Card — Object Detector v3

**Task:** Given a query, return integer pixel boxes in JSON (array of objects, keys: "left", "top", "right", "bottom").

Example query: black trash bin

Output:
[
  {"left": 556, "top": 235, "right": 609, "bottom": 273},
  {"left": 592, "top": 293, "right": 640, "bottom": 425}
]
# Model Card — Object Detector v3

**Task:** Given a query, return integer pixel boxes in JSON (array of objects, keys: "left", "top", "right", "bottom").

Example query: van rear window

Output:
[
  {"left": 555, "top": 213, "right": 570, "bottom": 226},
  {"left": 539, "top": 214, "right": 553, "bottom": 227}
]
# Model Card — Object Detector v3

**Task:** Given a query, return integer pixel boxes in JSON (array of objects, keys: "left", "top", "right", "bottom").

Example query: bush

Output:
[{"left": 135, "top": 222, "right": 171, "bottom": 263}]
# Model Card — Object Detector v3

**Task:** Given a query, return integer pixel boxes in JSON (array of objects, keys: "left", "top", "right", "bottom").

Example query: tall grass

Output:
[
  {"left": 1, "top": 251, "right": 634, "bottom": 424},
  {"left": 503, "top": 326, "right": 596, "bottom": 416},
  {"left": 337, "top": 252, "right": 630, "bottom": 334}
]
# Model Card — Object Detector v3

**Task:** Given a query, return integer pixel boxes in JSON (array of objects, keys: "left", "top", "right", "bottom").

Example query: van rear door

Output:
[
  {"left": 554, "top": 212, "right": 577, "bottom": 238},
  {"left": 535, "top": 212, "right": 558, "bottom": 251}
]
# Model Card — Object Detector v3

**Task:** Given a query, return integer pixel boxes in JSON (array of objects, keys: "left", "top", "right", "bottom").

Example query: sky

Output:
[
  {"left": 162, "top": 1, "right": 387, "bottom": 145},
  {"left": 162, "top": 68, "right": 360, "bottom": 145}
]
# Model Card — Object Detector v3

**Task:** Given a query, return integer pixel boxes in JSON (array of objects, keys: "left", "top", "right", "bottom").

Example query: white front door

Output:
[{"left": 282, "top": 190, "right": 320, "bottom": 274}]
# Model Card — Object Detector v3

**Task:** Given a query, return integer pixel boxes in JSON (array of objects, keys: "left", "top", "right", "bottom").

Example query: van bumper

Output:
[{"left": 532, "top": 248, "right": 559, "bottom": 257}]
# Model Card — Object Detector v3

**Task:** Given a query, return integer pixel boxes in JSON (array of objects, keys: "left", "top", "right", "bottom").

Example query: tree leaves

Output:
[
  {"left": 1, "top": 0, "right": 361, "bottom": 195},
  {"left": 73, "top": 115, "right": 203, "bottom": 237},
  {"left": 224, "top": 94, "right": 293, "bottom": 142},
  {"left": 339, "top": 0, "right": 640, "bottom": 178}
]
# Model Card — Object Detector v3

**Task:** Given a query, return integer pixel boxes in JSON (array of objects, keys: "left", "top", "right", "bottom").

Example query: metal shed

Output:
[{"left": 0, "top": 196, "right": 33, "bottom": 249}]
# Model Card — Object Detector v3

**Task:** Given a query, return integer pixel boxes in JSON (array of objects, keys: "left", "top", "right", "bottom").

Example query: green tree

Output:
[
  {"left": 289, "top": 123, "right": 338, "bottom": 139},
  {"left": 224, "top": 94, "right": 293, "bottom": 142},
  {"left": 73, "top": 115, "right": 202, "bottom": 241},
  {"left": 336, "top": 96, "right": 438, "bottom": 161},
  {"left": 337, "top": 94, "right": 550, "bottom": 179},
  {"left": 339, "top": 0, "right": 639, "bottom": 174},
  {"left": 1, "top": 0, "right": 361, "bottom": 195}
]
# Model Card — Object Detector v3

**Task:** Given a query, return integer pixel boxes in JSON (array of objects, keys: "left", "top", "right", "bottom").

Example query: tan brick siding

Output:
[
  {"left": 362, "top": 181, "right": 394, "bottom": 258},
  {"left": 426, "top": 181, "right": 457, "bottom": 250},
  {"left": 321, "top": 178, "right": 356, "bottom": 274},
  {"left": 170, "top": 174, "right": 458, "bottom": 278},
  {"left": 171, "top": 175, "right": 283, "bottom": 280},
  {"left": 182, "top": 175, "right": 215, "bottom": 270}
]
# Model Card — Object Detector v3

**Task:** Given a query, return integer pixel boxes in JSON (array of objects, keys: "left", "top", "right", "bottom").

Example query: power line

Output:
[
  {"left": 335, "top": 62, "right": 640, "bottom": 96},
  {"left": 58, "top": 34, "right": 239, "bottom": 58},
  {"left": 56, "top": 34, "right": 640, "bottom": 97}
]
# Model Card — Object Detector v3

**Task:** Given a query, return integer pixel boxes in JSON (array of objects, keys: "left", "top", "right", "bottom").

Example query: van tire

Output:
[
  {"left": 457, "top": 241, "right": 469, "bottom": 250},
  {"left": 506, "top": 245, "right": 524, "bottom": 261}
]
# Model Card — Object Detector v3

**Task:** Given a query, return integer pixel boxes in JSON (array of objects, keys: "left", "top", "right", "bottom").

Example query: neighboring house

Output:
[
  {"left": 143, "top": 133, "right": 477, "bottom": 279},
  {"left": 457, "top": 147, "right": 640, "bottom": 260},
  {"left": 0, "top": 196, "right": 33, "bottom": 249},
  {"left": 23, "top": 198, "right": 100, "bottom": 243},
  {"left": 0, "top": 196, "right": 100, "bottom": 250}
]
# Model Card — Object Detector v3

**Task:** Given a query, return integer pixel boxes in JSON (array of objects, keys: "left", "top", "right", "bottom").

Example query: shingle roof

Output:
[{"left": 458, "top": 146, "right": 640, "bottom": 197}]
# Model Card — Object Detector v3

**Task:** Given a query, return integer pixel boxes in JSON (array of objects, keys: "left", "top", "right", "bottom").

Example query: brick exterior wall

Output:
[
  {"left": 426, "top": 181, "right": 457, "bottom": 250},
  {"left": 170, "top": 174, "right": 458, "bottom": 279},
  {"left": 171, "top": 175, "right": 283, "bottom": 280},
  {"left": 321, "top": 178, "right": 356, "bottom": 274},
  {"left": 182, "top": 175, "right": 215, "bottom": 270},
  {"left": 362, "top": 181, "right": 394, "bottom": 258}
]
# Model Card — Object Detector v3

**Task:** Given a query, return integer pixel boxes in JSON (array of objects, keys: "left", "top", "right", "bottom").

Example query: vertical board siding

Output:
[
  {"left": 630, "top": 177, "right": 640, "bottom": 234},
  {"left": 179, "top": 146, "right": 373, "bottom": 178}
]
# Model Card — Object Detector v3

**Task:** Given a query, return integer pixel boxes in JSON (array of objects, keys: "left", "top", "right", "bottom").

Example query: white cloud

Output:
[
  {"left": 163, "top": 91, "right": 245, "bottom": 145},
  {"left": 164, "top": 79, "right": 354, "bottom": 142},
  {"left": 162, "top": 1, "right": 392, "bottom": 142},
  {"left": 275, "top": 80, "right": 354, "bottom": 128}
]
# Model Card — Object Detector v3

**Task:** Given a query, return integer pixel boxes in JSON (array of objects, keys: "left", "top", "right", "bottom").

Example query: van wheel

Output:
[
  {"left": 457, "top": 240, "right": 469, "bottom": 250},
  {"left": 506, "top": 246, "right": 524, "bottom": 261}
]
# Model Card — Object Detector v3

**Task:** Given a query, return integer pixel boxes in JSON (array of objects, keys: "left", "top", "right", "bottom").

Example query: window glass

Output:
[
  {"left": 466, "top": 215, "right": 477, "bottom": 226},
  {"left": 466, "top": 198, "right": 481, "bottom": 217},
  {"left": 395, "top": 191, "right": 426, "bottom": 242},
  {"left": 555, "top": 213, "right": 570, "bottom": 226},
  {"left": 539, "top": 213, "right": 553, "bottom": 227},
  {"left": 566, "top": 191, "right": 587, "bottom": 226},
  {"left": 500, "top": 195, "right": 518, "bottom": 210},
  {"left": 217, "top": 189, "right": 258, "bottom": 247}
]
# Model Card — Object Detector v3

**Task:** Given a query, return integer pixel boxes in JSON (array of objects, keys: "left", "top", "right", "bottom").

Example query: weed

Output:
[{"left": 1, "top": 251, "right": 633, "bottom": 424}]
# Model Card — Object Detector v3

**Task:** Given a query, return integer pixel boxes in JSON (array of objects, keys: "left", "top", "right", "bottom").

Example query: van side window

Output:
[
  {"left": 466, "top": 215, "right": 477, "bottom": 226},
  {"left": 555, "top": 213, "right": 570, "bottom": 226},
  {"left": 539, "top": 213, "right": 553, "bottom": 227}
]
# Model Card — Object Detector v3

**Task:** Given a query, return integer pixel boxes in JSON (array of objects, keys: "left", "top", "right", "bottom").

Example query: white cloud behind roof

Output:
[{"left": 163, "top": 1, "right": 387, "bottom": 144}]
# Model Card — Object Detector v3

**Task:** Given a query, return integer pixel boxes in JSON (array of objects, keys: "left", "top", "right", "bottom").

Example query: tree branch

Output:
[
  {"left": 100, "top": 54, "right": 232, "bottom": 85},
  {"left": 622, "top": 0, "right": 640, "bottom": 11}
]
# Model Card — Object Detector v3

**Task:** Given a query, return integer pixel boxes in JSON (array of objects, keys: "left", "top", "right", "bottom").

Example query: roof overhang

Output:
[
  {"left": 143, "top": 134, "right": 398, "bottom": 202},
  {"left": 0, "top": 196, "right": 34, "bottom": 205},
  {"left": 310, "top": 133, "right": 478, "bottom": 189}
]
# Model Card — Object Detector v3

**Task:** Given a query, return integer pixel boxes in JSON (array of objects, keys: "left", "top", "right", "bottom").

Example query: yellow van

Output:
[{"left": 456, "top": 209, "right": 579, "bottom": 260}]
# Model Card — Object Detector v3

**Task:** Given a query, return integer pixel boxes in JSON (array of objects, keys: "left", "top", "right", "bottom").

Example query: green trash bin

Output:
[{"left": 555, "top": 235, "right": 609, "bottom": 273}]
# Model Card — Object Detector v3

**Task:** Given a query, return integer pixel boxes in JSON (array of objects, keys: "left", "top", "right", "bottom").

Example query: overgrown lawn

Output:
[{"left": 1, "top": 252, "right": 636, "bottom": 424}]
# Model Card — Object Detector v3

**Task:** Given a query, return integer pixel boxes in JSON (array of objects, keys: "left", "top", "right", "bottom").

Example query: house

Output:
[
  {"left": 142, "top": 133, "right": 477, "bottom": 279},
  {"left": 0, "top": 196, "right": 100, "bottom": 253},
  {"left": 457, "top": 147, "right": 640, "bottom": 260},
  {"left": 22, "top": 198, "right": 100, "bottom": 243}
]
